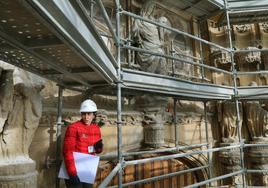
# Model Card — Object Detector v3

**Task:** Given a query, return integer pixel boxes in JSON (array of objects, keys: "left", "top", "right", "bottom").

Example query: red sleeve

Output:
[
  {"left": 94, "top": 124, "right": 102, "bottom": 144},
  {"left": 63, "top": 125, "right": 77, "bottom": 176}
]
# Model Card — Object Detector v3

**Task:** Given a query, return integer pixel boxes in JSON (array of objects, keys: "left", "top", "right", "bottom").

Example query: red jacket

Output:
[{"left": 63, "top": 120, "right": 101, "bottom": 176}]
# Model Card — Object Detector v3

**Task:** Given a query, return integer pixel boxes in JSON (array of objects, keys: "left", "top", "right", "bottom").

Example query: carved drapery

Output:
[
  {"left": 0, "top": 63, "right": 45, "bottom": 188},
  {"left": 217, "top": 101, "right": 243, "bottom": 143}
]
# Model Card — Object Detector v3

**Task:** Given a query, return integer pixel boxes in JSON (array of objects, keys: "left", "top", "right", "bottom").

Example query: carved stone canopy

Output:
[
  {"left": 210, "top": 50, "right": 231, "bottom": 65},
  {"left": 235, "top": 47, "right": 261, "bottom": 64}
]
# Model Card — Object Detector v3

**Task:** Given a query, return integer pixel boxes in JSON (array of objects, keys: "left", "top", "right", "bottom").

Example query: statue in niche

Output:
[
  {"left": 0, "top": 64, "right": 45, "bottom": 160},
  {"left": 244, "top": 82, "right": 268, "bottom": 139},
  {"left": 173, "top": 47, "right": 192, "bottom": 78},
  {"left": 218, "top": 100, "right": 243, "bottom": 143},
  {"left": 132, "top": 0, "right": 168, "bottom": 74}
]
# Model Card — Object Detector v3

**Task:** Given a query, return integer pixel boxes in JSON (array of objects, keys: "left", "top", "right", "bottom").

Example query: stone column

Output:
[
  {"left": 248, "top": 137, "right": 268, "bottom": 186},
  {"left": 135, "top": 95, "right": 168, "bottom": 148},
  {"left": 219, "top": 142, "right": 243, "bottom": 187},
  {"left": 0, "top": 63, "right": 45, "bottom": 188}
]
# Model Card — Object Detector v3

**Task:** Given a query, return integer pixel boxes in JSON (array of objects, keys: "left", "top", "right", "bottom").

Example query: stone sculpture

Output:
[
  {"left": 132, "top": 0, "right": 168, "bottom": 74},
  {"left": 235, "top": 46, "right": 261, "bottom": 64},
  {"left": 218, "top": 101, "right": 243, "bottom": 143},
  {"left": 0, "top": 62, "right": 45, "bottom": 188}
]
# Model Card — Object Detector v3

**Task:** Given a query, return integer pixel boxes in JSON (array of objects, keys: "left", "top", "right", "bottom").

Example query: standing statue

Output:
[
  {"left": 244, "top": 82, "right": 268, "bottom": 139},
  {"left": 245, "top": 101, "right": 268, "bottom": 139},
  {"left": 132, "top": 0, "right": 168, "bottom": 74},
  {"left": 218, "top": 101, "right": 243, "bottom": 143},
  {"left": 0, "top": 63, "right": 45, "bottom": 188}
]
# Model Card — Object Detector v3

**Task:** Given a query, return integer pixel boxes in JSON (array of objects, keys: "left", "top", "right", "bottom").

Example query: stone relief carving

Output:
[
  {"left": 218, "top": 101, "right": 243, "bottom": 143},
  {"left": 244, "top": 82, "right": 268, "bottom": 139},
  {"left": 210, "top": 50, "right": 231, "bottom": 65},
  {"left": 172, "top": 47, "right": 192, "bottom": 78},
  {"left": 235, "top": 24, "right": 251, "bottom": 33},
  {"left": 132, "top": 0, "right": 168, "bottom": 74},
  {"left": 0, "top": 63, "right": 45, "bottom": 188},
  {"left": 235, "top": 46, "right": 261, "bottom": 64},
  {"left": 260, "top": 22, "right": 268, "bottom": 33},
  {"left": 0, "top": 68, "right": 13, "bottom": 134},
  {"left": 0, "top": 66, "right": 45, "bottom": 159}
]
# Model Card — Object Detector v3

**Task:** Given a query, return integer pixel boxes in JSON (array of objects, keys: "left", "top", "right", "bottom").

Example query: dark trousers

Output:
[{"left": 65, "top": 179, "right": 93, "bottom": 188}]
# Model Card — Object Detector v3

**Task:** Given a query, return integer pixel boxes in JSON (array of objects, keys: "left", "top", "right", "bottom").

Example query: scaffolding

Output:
[
  {"left": 96, "top": 0, "right": 268, "bottom": 187},
  {"left": 1, "top": 0, "right": 268, "bottom": 187}
]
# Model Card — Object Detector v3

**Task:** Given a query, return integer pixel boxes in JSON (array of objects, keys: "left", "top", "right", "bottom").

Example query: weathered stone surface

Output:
[{"left": 0, "top": 62, "right": 45, "bottom": 188}]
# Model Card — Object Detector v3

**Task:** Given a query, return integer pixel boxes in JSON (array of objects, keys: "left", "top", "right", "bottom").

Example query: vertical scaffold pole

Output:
[
  {"left": 224, "top": 0, "right": 246, "bottom": 187},
  {"left": 115, "top": 0, "right": 123, "bottom": 187},
  {"left": 204, "top": 101, "right": 212, "bottom": 185},
  {"left": 174, "top": 98, "right": 179, "bottom": 147},
  {"left": 198, "top": 22, "right": 205, "bottom": 80},
  {"left": 55, "top": 86, "right": 63, "bottom": 188}
]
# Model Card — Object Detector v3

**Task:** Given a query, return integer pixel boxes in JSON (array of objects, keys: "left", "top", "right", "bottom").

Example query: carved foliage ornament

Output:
[
  {"left": 235, "top": 24, "right": 250, "bottom": 33},
  {"left": 261, "top": 22, "right": 268, "bottom": 33}
]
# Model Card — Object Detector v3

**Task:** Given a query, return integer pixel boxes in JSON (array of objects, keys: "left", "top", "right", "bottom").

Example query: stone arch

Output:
[{"left": 94, "top": 146, "right": 208, "bottom": 187}]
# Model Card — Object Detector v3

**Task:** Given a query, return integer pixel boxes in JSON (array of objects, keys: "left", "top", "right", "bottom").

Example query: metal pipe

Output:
[
  {"left": 122, "top": 45, "right": 232, "bottom": 75},
  {"left": 125, "top": 144, "right": 241, "bottom": 166},
  {"left": 198, "top": 21, "right": 205, "bottom": 80},
  {"left": 237, "top": 70, "right": 268, "bottom": 75},
  {"left": 184, "top": 170, "right": 244, "bottom": 188},
  {"left": 55, "top": 86, "right": 63, "bottom": 188},
  {"left": 234, "top": 48, "right": 268, "bottom": 53},
  {"left": 170, "top": 41, "right": 175, "bottom": 76},
  {"left": 0, "top": 30, "right": 91, "bottom": 87},
  {"left": 120, "top": 10, "right": 231, "bottom": 53},
  {"left": 174, "top": 50, "right": 201, "bottom": 61},
  {"left": 100, "top": 143, "right": 208, "bottom": 160},
  {"left": 225, "top": 1, "right": 246, "bottom": 187},
  {"left": 229, "top": 8, "right": 268, "bottom": 14},
  {"left": 246, "top": 169, "right": 268, "bottom": 173},
  {"left": 95, "top": 0, "right": 117, "bottom": 43},
  {"left": 115, "top": 0, "right": 123, "bottom": 187},
  {"left": 244, "top": 143, "right": 268, "bottom": 148},
  {"left": 204, "top": 101, "right": 212, "bottom": 184},
  {"left": 90, "top": 0, "right": 95, "bottom": 18},
  {"left": 108, "top": 165, "right": 209, "bottom": 188},
  {"left": 174, "top": 98, "right": 179, "bottom": 147},
  {"left": 98, "top": 163, "right": 121, "bottom": 188}
]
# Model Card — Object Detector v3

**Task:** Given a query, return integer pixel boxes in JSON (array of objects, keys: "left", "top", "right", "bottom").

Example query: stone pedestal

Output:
[
  {"left": 248, "top": 137, "right": 268, "bottom": 186},
  {"left": 0, "top": 158, "right": 37, "bottom": 188},
  {"left": 219, "top": 142, "right": 243, "bottom": 187},
  {"left": 144, "top": 122, "right": 165, "bottom": 147}
]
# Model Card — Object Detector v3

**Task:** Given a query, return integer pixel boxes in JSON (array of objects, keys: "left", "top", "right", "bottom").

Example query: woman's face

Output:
[{"left": 81, "top": 112, "right": 95, "bottom": 125}]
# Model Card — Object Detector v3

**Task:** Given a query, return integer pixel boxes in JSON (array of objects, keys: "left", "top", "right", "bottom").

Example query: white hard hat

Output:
[{"left": 79, "top": 99, "right": 97, "bottom": 113}]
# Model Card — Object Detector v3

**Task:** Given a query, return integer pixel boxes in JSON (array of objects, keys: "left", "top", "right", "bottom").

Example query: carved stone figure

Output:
[
  {"left": 218, "top": 101, "right": 243, "bottom": 143},
  {"left": 0, "top": 63, "right": 45, "bottom": 188},
  {"left": 132, "top": 0, "right": 168, "bottom": 74},
  {"left": 173, "top": 47, "right": 192, "bottom": 78}
]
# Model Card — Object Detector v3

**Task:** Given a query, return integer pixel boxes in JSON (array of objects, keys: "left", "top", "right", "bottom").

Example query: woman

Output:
[{"left": 63, "top": 99, "right": 103, "bottom": 188}]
